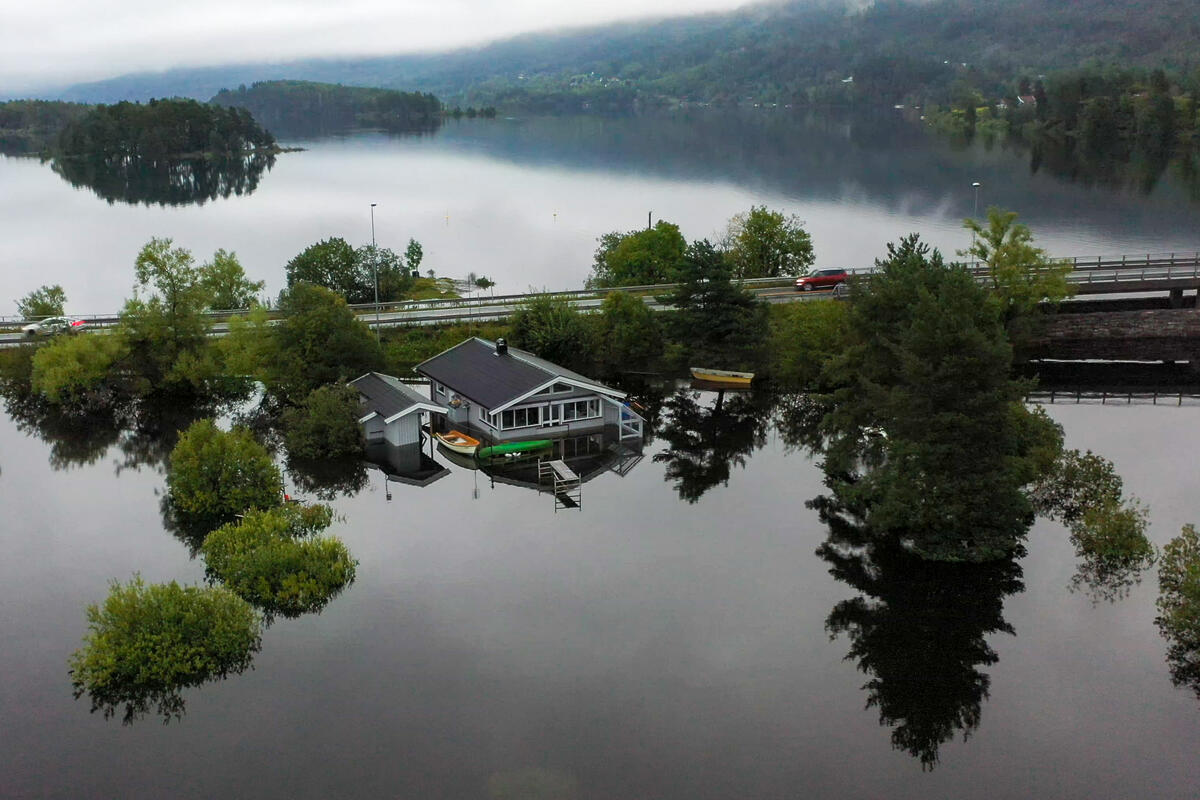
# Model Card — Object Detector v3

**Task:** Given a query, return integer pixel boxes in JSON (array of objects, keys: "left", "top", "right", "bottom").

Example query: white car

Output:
[{"left": 21, "top": 316, "right": 85, "bottom": 337}]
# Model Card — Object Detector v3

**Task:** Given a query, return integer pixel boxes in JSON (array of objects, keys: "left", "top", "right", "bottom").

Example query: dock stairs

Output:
[{"left": 538, "top": 458, "right": 582, "bottom": 511}]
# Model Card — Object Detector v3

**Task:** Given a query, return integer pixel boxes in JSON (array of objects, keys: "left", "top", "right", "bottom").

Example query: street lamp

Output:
[
  {"left": 370, "top": 203, "right": 379, "bottom": 341},
  {"left": 970, "top": 181, "right": 982, "bottom": 257}
]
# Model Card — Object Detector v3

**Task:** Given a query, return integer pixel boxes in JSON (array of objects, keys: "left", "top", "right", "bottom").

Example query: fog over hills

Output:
[{"left": 31, "top": 0, "right": 1200, "bottom": 108}]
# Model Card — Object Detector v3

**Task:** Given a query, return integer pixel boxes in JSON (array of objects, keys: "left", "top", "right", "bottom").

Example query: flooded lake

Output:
[
  {"left": 3, "top": 110, "right": 1200, "bottom": 313},
  {"left": 1, "top": 388, "right": 1198, "bottom": 799}
]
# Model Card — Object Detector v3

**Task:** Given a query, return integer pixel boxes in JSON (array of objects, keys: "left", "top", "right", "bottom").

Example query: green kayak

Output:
[{"left": 476, "top": 439, "right": 553, "bottom": 460}]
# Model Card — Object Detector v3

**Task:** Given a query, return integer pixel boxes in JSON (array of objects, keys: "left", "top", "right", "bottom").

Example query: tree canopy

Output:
[
  {"left": 588, "top": 221, "right": 687, "bottom": 288},
  {"left": 820, "top": 235, "right": 1061, "bottom": 562},
  {"left": 284, "top": 237, "right": 416, "bottom": 305},
  {"left": 724, "top": 206, "right": 815, "bottom": 278},
  {"left": 68, "top": 576, "right": 260, "bottom": 724},
  {"left": 167, "top": 419, "right": 283, "bottom": 527},
  {"left": 57, "top": 98, "right": 275, "bottom": 161},
  {"left": 16, "top": 284, "right": 66, "bottom": 319}
]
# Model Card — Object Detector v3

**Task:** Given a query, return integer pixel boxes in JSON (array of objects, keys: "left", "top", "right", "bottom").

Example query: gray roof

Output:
[
  {"left": 348, "top": 372, "right": 446, "bottom": 421},
  {"left": 413, "top": 338, "right": 621, "bottom": 410}
]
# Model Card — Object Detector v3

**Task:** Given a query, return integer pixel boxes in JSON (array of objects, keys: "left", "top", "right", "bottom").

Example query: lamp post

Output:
[
  {"left": 370, "top": 203, "right": 379, "bottom": 341},
  {"left": 970, "top": 181, "right": 982, "bottom": 257}
]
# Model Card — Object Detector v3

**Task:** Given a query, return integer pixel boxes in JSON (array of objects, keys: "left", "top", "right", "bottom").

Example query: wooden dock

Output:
[{"left": 539, "top": 459, "right": 582, "bottom": 511}]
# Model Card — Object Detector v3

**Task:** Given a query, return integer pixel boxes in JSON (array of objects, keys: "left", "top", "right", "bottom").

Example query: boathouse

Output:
[
  {"left": 414, "top": 337, "right": 644, "bottom": 443},
  {"left": 348, "top": 371, "right": 447, "bottom": 447}
]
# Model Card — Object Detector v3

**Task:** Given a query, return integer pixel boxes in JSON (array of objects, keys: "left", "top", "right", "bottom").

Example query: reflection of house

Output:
[
  {"left": 365, "top": 440, "right": 449, "bottom": 488},
  {"left": 414, "top": 338, "right": 644, "bottom": 444},
  {"left": 349, "top": 371, "right": 447, "bottom": 447},
  {"left": 449, "top": 429, "right": 645, "bottom": 495}
]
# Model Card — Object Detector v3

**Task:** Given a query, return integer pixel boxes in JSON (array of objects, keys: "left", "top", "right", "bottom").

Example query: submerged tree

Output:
[
  {"left": 68, "top": 576, "right": 260, "bottom": 724},
  {"left": 202, "top": 504, "right": 357, "bottom": 620},
  {"left": 167, "top": 419, "right": 283, "bottom": 530},
  {"left": 282, "top": 383, "right": 365, "bottom": 461},
  {"left": 266, "top": 282, "right": 383, "bottom": 404},
  {"left": 1156, "top": 524, "right": 1200, "bottom": 699},
  {"left": 820, "top": 235, "right": 1060, "bottom": 562}
]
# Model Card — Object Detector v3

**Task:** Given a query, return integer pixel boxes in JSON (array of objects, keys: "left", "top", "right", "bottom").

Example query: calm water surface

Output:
[
  {"left": 1, "top": 393, "right": 1198, "bottom": 799},
  {"left": 2, "top": 111, "right": 1200, "bottom": 312}
]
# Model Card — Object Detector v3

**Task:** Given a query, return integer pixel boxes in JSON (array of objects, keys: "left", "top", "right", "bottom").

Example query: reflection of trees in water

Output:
[
  {"left": 50, "top": 152, "right": 274, "bottom": 207},
  {"left": 814, "top": 494, "right": 1023, "bottom": 769},
  {"left": 0, "top": 373, "right": 253, "bottom": 475},
  {"left": 652, "top": 388, "right": 774, "bottom": 503},
  {"left": 286, "top": 456, "right": 370, "bottom": 501},
  {"left": 1028, "top": 136, "right": 1184, "bottom": 197}
]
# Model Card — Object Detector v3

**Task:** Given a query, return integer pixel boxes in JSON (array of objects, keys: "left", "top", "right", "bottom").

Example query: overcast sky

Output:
[{"left": 1, "top": 0, "right": 753, "bottom": 93}]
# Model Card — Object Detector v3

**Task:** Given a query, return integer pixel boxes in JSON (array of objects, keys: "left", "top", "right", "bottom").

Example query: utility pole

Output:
[{"left": 371, "top": 203, "right": 379, "bottom": 342}]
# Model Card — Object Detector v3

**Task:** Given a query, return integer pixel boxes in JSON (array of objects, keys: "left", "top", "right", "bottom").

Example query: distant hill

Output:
[{"left": 45, "top": 0, "right": 1200, "bottom": 109}]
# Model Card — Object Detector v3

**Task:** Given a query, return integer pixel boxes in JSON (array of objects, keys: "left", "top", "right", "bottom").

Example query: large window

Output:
[
  {"left": 500, "top": 406, "right": 541, "bottom": 430},
  {"left": 559, "top": 399, "right": 600, "bottom": 422}
]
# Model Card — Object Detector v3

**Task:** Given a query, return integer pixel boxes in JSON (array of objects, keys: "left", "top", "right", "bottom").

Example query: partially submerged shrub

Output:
[
  {"left": 1070, "top": 500, "right": 1154, "bottom": 563},
  {"left": 282, "top": 383, "right": 364, "bottom": 460},
  {"left": 68, "top": 576, "right": 260, "bottom": 724},
  {"left": 1029, "top": 449, "right": 1123, "bottom": 523},
  {"left": 1156, "top": 524, "right": 1200, "bottom": 695},
  {"left": 202, "top": 504, "right": 356, "bottom": 619},
  {"left": 167, "top": 419, "right": 282, "bottom": 527}
]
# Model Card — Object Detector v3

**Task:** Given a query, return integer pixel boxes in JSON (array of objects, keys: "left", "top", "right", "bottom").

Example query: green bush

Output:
[
  {"left": 767, "top": 300, "right": 849, "bottom": 389},
  {"left": 68, "top": 576, "right": 260, "bottom": 724},
  {"left": 167, "top": 419, "right": 282, "bottom": 526},
  {"left": 1156, "top": 524, "right": 1200, "bottom": 693},
  {"left": 510, "top": 294, "right": 591, "bottom": 370},
  {"left": 283, "top": 384, "right": 364, "bottom": 460},
  {"left": 1029, "top": 449, "right": 1124, "bottom": 523},
  {"left": 202, "top": 504, "right": 357, "bottom": 619},
  {"left": 594, "top": 291, "right": 662, "bottom": 372},
  {"left": 1070, "top": 500, "right": 1154, "bottom": 562}
]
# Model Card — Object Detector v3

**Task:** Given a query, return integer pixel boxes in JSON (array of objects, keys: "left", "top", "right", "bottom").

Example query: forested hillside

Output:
[
  {"left": 50, "top": 0, "right": 1200, "bottom": 111},
  {"left": 211, "top": 81, "right": 444, "bottom": 135}
]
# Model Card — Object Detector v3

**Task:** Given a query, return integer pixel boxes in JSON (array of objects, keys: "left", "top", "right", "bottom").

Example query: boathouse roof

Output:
[
  {"left": 413, "top": 337, "right": 624, "bottom": 411},
  {"left": 348, "top": 372, "right": 447, "bottom": 423}
]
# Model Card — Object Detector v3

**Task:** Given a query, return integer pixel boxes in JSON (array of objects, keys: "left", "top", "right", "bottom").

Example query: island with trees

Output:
[{"left": 211, "top": 80, "right": 447, "bottom": 136}]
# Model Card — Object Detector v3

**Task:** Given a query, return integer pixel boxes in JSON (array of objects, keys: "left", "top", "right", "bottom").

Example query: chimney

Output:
[{"left": 495, "top": 338, "right": 508, "bottom": 356}]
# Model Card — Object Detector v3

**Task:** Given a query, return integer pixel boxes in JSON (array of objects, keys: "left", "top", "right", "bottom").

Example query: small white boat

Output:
[{"left": 433, "top": 429, "right": 481, "bottom": 456}]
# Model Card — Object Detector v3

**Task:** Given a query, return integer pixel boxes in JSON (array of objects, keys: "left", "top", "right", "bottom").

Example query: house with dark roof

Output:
[
  {"left": 414, "top": 338, "right": 644, "bottom": 443},
  {"left": 348, "top": 371, "right": 447, "bottom": 447}
]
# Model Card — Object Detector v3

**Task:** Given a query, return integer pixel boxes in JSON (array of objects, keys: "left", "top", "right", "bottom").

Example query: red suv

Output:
[{"left": 795, "top": 268, "right": 848, "bottom": 292}]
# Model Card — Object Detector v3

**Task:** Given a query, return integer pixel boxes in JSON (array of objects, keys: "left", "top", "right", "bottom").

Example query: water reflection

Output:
[
  {"left": 0, "top": 370, "right": 253, "bottom": 474},
  {"left": 50, "top": 151, "right": 274, "bottom": 206},
  {"left": 814, "top": 494, "right": 1023, "bottom": 769},
  {"left": 288, "top": 455, "right": 372, "bottom": 499},
  {"left": 653, "top": 388, "right": 774, "bottom": 503}
]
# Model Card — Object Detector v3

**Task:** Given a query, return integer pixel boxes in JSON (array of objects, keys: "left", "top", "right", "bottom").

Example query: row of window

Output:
[{"left": 484, "top": 398, "right": 603, "bottom": 430}]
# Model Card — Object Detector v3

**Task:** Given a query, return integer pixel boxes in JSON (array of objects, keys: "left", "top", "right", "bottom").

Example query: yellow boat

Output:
[
  {"left": 689, "top": 367, "right": 755, "bottom": 386},
  {"left": 433, "top": 429, "right": 481, "bottom": 456}
]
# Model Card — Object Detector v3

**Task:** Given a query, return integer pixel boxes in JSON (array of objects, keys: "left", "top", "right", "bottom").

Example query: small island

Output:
[{"left": 56, "top": 97, "right": 278, "bottom": 161}]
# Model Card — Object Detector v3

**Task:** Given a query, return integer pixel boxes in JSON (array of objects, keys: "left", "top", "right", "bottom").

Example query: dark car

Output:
[{"left": 795, "top": 268, "right": 848, "bottom": 292}]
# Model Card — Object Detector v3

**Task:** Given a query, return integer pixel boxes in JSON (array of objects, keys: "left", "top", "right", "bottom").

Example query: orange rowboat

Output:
[{"left": 433, "top": 429, "right": 481, "bottom": 455}]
